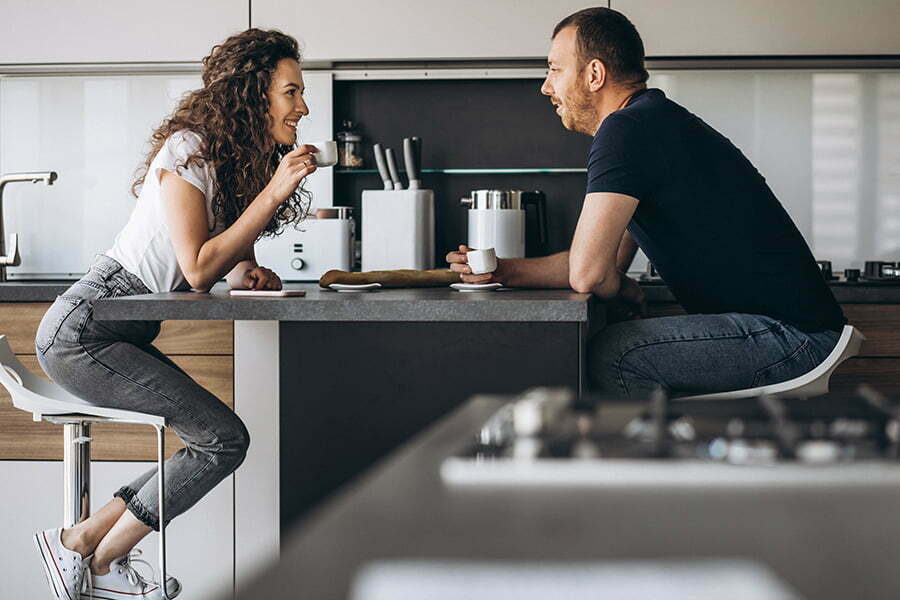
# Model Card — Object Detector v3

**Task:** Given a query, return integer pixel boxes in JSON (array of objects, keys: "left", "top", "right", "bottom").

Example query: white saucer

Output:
[
  {"left": 450, "top": 283, "right": 503, "bottom": 292},
  {"left": 329, "top": 283, "right": 382, "bottom": 292}
]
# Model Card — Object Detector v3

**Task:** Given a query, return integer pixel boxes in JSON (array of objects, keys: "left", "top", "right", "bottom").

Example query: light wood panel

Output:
[
  {"left": 155, "top": 320, "right": 233, "bottom": 355},
  {"left": 0, "top": 355, "right": 233, "bottom": 461},
  {"left": 841, "top": 305, "right": 900, "bottom": 357},
  {"left": 1, "top": 301, "right": 234, "bottom": 460},
  {"left": 828, "top": 358, "right": 900, "bottom": 397},
  {"left": 0, "top": 303, "right": 231, "bottom": 355},
  {"left": 0, "top": 303, "right": 52, "bottom": 354}
]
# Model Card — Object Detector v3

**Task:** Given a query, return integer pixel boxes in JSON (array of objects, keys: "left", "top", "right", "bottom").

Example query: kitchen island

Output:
[
  {"left": 9, "top": 277, "right": 900, "bottom": 590},
  {"left": 92, "top": 283, "right": 602, "bottom": 586},
  {"left": 234, "top": 394, "right": 900, "bottom": 600}
]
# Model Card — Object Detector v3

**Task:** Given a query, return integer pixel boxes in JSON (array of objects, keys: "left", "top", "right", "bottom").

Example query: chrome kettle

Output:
[{"left": 460, "top": 189, "right": 548, "bottom": 258}]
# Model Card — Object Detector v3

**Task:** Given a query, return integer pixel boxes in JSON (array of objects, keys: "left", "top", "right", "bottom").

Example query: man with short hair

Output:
[{"left": 447, "top": 7, "right": 846, "bottom": 399}]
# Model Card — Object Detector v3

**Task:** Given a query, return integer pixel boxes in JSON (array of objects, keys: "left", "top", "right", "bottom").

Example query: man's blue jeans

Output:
[{"left": 587, "top": 312, "right": 841, "bottom": 400}]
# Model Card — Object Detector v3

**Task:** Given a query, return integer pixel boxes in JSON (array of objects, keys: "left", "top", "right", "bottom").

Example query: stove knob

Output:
[
  {"left": 844, "top": 268, "right": 860, "bottom": 282},
  {"left": 865, "top": 261, "right": 885, "bottom": 279},
  {"left": 797, "top": 440, "right": 841, "bottom": 464},
  {"left": 291, "top": 258, "right": 305, "bottom": 270}
]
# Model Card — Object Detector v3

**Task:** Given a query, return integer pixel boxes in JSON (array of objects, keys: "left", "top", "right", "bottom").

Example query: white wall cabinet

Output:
[
  {"left": 0, "top": 1, "right": 248, "bottom": 64},
  {"left": 0, "top": 461, "right": 234, "bottom": 600},
  {"left": 251, "top": 0, "right": 589, "bottom": 61},
  {"left": 612, "top": 0, "right": 900, "bottom": 56}
]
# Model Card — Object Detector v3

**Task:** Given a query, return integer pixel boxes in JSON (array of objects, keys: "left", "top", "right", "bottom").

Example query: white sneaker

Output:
[
  {"left": 33, "top": 527, "right": 91, "bottom": 600},
  {"left": 82, "top": 549, "right": 181, "bottom": 600}
]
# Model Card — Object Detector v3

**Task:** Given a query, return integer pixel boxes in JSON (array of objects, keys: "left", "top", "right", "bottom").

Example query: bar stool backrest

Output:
[
  {"left": 677, "top": 324, "right": 866, "bottom": 401},
  {"left": 0, "top": 335, "right": 164, "bottom": 425},
  {"left": 0, "top": 335, "right": 92, "bottom": 415}
]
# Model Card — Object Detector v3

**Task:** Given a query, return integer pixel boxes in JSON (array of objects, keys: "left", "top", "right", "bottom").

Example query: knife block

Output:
[{"left": 362, "top": 189, "right": 435, "bottom": 271}]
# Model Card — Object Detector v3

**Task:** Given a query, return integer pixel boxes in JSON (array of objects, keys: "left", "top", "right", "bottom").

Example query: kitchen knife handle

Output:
[
  {"left": 412, "top": 136, "right": 422, "bottom": 180},
  {"left": 403, "top": 137, "right": 420, "bottom": 190},
  {"left": 372, "top": 143, "right": 393, "bottom": 190},
  {"left": 385, "top": 148, "right": 403, "bottom": 190},
  {"left": 411, "top": 136, "right": 421, "bottom": 158}
]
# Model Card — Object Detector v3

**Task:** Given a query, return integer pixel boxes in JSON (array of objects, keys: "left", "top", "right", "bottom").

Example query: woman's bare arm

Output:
[
  {"left": 162, "top": 172, "right": 282, "bottom": 291},
  {"left": 162, "top": 145, "right": 316, "bottom": 292}
]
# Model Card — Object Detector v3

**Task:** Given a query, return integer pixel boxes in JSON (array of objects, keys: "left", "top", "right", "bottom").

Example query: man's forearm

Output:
[
  {"left": 615, "top": 230, "right": 639, "bottom": 274},
  {"left": 501, "top": 251, "right": 571, "bottom": 288}
]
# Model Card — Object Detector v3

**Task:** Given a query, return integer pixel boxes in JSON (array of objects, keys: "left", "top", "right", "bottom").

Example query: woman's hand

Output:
[
  {"left": 242, "top": 266, "right": 282, "bottom": 290},
  {"left": 446, "top": 244, "right": 506, "bottom": 284},
  {"left": 263, "top": 144, "right": 318, "bottom": 205}
]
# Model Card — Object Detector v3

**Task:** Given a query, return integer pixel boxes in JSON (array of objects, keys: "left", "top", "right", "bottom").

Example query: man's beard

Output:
[{"left": 562, "top": 84, "right": 599, "bottom": 135}]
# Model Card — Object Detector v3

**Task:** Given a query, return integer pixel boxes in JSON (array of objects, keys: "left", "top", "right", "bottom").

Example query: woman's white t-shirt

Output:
[{"left": 105, "top": 130, "right": 225, "bottom": 292}]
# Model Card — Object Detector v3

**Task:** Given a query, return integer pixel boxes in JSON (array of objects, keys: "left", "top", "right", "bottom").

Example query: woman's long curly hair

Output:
[{"left": 132, "top": 28, "right": 311, "bottom": 237}]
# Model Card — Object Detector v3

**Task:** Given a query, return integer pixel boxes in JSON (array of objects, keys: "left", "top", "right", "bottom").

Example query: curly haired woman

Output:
[{"left": 32, "top": 29, "right": 316, "bottom": 599}]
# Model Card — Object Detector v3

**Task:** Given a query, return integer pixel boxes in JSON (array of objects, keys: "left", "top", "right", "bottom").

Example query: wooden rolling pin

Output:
[{"left": 319, "top": 269, "right": 461, "bottom": 288}]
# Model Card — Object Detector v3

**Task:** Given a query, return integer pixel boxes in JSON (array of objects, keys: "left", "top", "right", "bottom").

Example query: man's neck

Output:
[{"left": 590, "top": 84, "right": 647, "bottom": 135}]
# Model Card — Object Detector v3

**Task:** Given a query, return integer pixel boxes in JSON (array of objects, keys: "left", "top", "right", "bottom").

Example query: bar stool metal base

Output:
[{"left": 44, "top": 415, "right": 172, "bottom": 600}]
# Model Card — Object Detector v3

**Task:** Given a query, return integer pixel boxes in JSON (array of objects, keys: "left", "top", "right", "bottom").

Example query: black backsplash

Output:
[{"left": 332, "top": 78, "right": 593, "bottom": 264}]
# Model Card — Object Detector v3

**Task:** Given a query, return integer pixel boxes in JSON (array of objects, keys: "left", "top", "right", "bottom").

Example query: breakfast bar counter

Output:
[
  {"left": 92, "top": 283, "right": 599, "bottom": 322},
  {"left": 93, "top": 283, "right": 602, "bottom": 587}
]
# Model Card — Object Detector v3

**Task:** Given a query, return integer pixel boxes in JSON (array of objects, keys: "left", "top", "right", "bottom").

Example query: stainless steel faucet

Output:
[{"left": 0, "top": 171, "right": 58, "bottom": 282}]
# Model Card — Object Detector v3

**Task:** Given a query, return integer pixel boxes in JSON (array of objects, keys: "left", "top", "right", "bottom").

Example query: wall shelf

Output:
[{"left": 334, "top": 168, "right": 586, "bottom": 175}]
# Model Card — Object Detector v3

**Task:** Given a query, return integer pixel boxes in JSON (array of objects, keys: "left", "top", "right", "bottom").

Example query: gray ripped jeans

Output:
[
  {"left": 35, "top": 255, "right": 248, "bottom": 530},
  {"left": 588, "top": 312, "right": 841, "bottom": 400}
]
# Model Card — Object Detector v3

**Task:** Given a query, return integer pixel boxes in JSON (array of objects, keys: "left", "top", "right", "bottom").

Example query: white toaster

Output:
[{"left": 255, "top": 208, "right": 355, "bottom": 282}]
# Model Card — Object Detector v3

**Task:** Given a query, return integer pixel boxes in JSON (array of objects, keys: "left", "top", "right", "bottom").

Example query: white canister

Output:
[{"left": 362, "top": 189, "right": 435, "bottom": 271}]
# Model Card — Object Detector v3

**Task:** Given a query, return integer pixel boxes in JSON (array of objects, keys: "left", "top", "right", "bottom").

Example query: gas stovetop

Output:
[
  {"left": 441, "top": 386, "right": 900, "bottom": 487},
  {"left": 638, "top": 260, "right": 900, "bottom": 284},
  {"left": 817, "top": 260, "right": 900, "bottom": 284}
]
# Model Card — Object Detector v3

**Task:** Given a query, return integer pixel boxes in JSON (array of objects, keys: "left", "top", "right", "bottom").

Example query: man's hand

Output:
[
  {"left": 615, "top": 274, "right": 647, "bottom": 319},
  {"left": 446, "top": 245, "right": 507, "bottom": 284},
  {"left": 242, "top": 266, "right": 282, "bottom": 290}
]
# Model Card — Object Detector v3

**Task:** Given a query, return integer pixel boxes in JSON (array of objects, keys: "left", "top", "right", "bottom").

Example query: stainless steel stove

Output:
[
  {"left": 640, "top": 260, "right": 900, "bottom": 284},
  {"left": 817, "top": 260, "right": 900, "bottom": 284},
  {"left": 441, "top": 386, "right": 900, "bottom": 487}
]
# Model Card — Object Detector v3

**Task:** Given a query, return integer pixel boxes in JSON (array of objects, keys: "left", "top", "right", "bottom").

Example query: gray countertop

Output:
[
  {"left": 236, "top": 395, "right": 900, "bottom": 600},
  {"left": 3, "top": 278, "right": 900, "bottom": 305},
  {"left": 0, "top": 280, "right": 73, "bottom": 302},
  {"left": 92, "top": 283, "right": 598, "bottom": 322}
]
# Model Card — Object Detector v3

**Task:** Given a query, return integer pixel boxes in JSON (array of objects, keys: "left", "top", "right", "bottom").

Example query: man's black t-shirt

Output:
[{"left": 587, "top": 88, "right": 845, "bottom": 333}]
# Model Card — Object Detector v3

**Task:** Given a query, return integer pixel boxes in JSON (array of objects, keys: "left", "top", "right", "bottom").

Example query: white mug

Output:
[
  {"left": 468, "top": 248, "right": 497, "bottom": 275},
  {"left": 308, "top": 140, "right": 338, "bottom": 167}
]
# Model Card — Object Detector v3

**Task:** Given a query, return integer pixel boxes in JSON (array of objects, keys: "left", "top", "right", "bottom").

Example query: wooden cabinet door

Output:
[{"left": 0, "top": 303, "right": 234, "bottom": 460}]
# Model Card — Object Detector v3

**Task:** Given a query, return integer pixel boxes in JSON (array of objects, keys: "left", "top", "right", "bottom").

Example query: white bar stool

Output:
[
  {"left": 677, "top": 324, "right": 866, "bottom": 401},
  {"left": 0, "top": 335, "right": 174, "bottom": 600}
]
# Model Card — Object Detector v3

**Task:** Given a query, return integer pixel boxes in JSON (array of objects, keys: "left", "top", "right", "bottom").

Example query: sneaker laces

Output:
[{"left": 84, "top": 549, "right": 156, "bottom": 600}]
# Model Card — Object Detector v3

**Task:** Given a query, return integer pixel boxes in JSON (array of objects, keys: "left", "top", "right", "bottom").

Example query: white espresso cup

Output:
[
  {"left": 308, "top": 140, "right": 338, "bottom": 167},
  {"left": 468, "top": 248, "right": 498, "bottom": 275}
]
